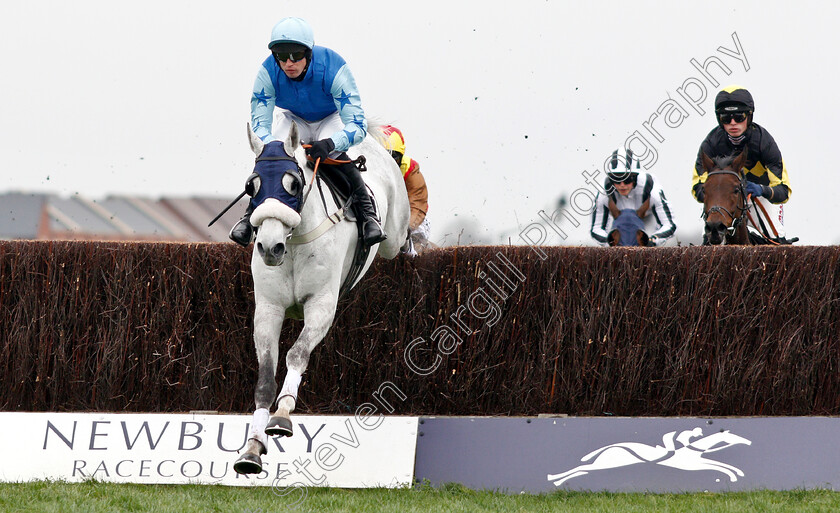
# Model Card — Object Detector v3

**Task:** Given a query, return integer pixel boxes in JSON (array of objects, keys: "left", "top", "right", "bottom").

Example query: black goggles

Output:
[
  {"left": 719, "top": 112, "right": 748, "bottom": 124},
  {"left": 273, "top": 49, "right": 308, "bottom": 63},
  {"left": 609, "top": 174, "right": 636, "bottom": 185}
]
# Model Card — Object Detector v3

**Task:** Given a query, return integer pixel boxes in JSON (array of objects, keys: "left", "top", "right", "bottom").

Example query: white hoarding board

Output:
[{"left": 0, "top": 412, "right": 418, "bottom": 487}]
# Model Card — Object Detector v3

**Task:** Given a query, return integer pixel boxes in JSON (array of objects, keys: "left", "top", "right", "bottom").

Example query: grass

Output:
[{"left": 0, "top": 481, "right": 838, "bottom": 513}]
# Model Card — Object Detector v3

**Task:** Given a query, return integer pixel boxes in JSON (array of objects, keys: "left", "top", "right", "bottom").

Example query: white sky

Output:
[{"left": 2, "top": 1, "right": 838, "bottom": 245}]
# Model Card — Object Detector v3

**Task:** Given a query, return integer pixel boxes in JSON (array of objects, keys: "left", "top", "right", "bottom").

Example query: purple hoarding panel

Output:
[{"left": 414, "top": 416, "right": 840, "bottom": 493}]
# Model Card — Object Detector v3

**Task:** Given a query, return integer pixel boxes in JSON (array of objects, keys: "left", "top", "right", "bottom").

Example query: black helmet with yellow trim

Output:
[
  {"left": 714, "top": 85, "right": 754, "bottom": 114},
  {"left": 714, "top": 85, "right": 754, "bottom": 127}
]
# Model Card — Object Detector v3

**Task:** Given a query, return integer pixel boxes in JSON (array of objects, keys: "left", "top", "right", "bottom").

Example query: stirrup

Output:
[
  {"left": 401, "top": 235, "right": 417, "bottom": 257},
  {"left": 362, "top": 219, "right": 386, "bottom": 247},
  {"left": 229, "top": 216, "right": 254, "bottom": 247}
]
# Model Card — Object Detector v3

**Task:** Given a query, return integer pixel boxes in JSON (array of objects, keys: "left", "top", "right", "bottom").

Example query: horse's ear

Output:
[
  {"left": 607, "top": 197, "right": 620, "bottom": 220},
  {"left": 637, "top": 198, "right": 651, "bottom": 219},
  {"left": 637, "top": 230, "right": 650, "bottom": 247},
  {"left": 284, "top": 122, "right": 301, "bottom": 157},
  {"left": 248, "top": 123, "right": 265, "bottom": 156},
  {"left": 608, "top": 229, "right": 619, "bottom": 247},
  {"left": 731, "top": 148, "right": 748, "bottom": 174},
  {"left": 700, "top": 152, "right": 715, "bottom": 173}
]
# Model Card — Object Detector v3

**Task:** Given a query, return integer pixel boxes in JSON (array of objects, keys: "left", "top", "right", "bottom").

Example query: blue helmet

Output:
[{"left": 268, "top": 17, "right": 314, "bottom": 50}]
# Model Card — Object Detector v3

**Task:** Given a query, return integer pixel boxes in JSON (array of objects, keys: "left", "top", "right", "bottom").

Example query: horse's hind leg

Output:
[
  {"left": 234, "top": 302, "right": 284, "bottom": 474},
  {"left": 267, "top": 294, "right": 337, "bottom": 437}
]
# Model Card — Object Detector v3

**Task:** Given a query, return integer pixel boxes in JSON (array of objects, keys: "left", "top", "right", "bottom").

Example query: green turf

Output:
[{"left": 1, "top": 481, "right": 838, "bottom": 513}]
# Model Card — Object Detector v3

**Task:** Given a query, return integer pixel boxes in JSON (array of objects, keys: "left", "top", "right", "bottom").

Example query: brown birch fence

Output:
[{"left": 1, "top": 241, "right": 838, "bottom": 417}]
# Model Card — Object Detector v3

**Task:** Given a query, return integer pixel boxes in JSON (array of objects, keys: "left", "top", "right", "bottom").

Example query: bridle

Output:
[
  {"left": 701, "top": 169, "right": 749, "bottom": 237},
  {"left": 261, "top": 149, "right": 368, "bottom": 246},
  {"left": 253, "top": 153, "right": 306, "bottom": 186},
  {"left": 206, "top": 152, "right": 303, "bottom": 229}
]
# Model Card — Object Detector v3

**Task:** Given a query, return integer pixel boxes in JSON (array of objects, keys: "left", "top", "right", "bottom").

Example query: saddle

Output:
[
  {"left": 304, "top": 158, "right": 379, "bottom": 297},
  {"left": 305, "top": 159, "right": 379, "bottom": 222}
]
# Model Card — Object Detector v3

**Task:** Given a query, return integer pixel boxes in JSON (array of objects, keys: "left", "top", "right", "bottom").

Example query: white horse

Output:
[{"left": 234, "top": 123, "right": 409, "bottom": 474}]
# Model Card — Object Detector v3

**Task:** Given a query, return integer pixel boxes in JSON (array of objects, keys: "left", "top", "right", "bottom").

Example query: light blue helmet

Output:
[{"left": 268, "top": 17, "right": 314, "bottom": 50}]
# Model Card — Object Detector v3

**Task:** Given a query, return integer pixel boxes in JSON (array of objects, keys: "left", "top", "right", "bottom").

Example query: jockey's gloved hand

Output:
[
  {"left": 648, "top": 235, "right": 659, "bottom": 247},
  {"left": 745, "top": 182, "right": 763, "bottom": 199},
  {"left": 306, "top": 138, "right": 335, "bottom": 163}
]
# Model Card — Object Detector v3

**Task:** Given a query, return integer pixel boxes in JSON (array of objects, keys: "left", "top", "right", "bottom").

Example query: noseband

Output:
[{"left": 701, "top": 169, "right": 748, "bottom": 236}]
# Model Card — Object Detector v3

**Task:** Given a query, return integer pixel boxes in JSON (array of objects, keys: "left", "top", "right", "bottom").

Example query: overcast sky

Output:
[{"left": 2, "top": 1, "right": 838, "bottom": 245}]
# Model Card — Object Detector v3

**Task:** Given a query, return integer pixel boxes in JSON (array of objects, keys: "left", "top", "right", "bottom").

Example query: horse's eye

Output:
[
  {"left": 282, "top": 173, "right": 301, "bottom": 196},
  {"left": 245, "top": 174, "right": 261, "bottom": 197}
]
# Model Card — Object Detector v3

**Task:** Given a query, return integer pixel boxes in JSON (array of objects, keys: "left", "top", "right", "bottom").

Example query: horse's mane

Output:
[{"left": 711, "top": 154, "right": 738, "bottom": 171}]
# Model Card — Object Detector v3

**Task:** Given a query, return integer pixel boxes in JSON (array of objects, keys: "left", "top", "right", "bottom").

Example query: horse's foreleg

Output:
[
  {"left": 267, "top": 295, "right": 337, "bottom": 437},
  {"left": 235, "top": 302, "right": 284, "bottom": 474}
]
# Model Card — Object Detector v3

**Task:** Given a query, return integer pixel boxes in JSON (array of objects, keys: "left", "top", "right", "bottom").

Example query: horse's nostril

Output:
[
  {"left": 256, "top": 242, "right": 265, "bottom": 257},
  {"left": 272, "top": 243, "right": 285, "bottom": 257},
  {"left": 705, "top": 221, "right": 724, "bottom": 233}
]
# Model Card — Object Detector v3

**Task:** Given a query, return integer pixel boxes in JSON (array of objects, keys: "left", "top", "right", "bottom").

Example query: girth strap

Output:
[{"left": 287, "top": 209, "right": 346, "bottom": 245}]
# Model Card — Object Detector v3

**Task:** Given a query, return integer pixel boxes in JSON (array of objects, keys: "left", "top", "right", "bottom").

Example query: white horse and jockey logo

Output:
[{"left": 547, "top": 428, "right": 752, "bottom": 486}]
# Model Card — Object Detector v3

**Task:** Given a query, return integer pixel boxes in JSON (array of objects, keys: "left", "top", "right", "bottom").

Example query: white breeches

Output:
[
  {"left": 748, "top": 197, "right": 785, "bottom": 238},
  {"left": 273, "top": 110, "right": 344, "bottom": 151}
]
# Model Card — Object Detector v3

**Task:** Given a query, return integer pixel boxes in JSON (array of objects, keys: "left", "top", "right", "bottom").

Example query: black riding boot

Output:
[
  {"left": 229, "top": 203, "right": 255, "bottom": 247},
  {"left": 351, "top": 185, "right": 387, "bottom": 247},
  {"left": 336, "top": 160, "right": 386, "bottom": 247}
]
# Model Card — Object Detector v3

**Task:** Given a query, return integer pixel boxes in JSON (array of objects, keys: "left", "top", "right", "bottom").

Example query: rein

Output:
[
  {"left": 701, "top": 170, "right": 749, "bottom": 237},
  {"left": 208, "top": 151, "right": 303, "bottom": 227},
  {"left": 301, "top": 144, "right": 368, "bottom": 170},
  {"left": 743, "top": 195, "right": 783, "bottom": 246},
  {"left": 286, "top": 147, "right": 366, "bottom": 245},
  {"left": 752, "top": 197, "right": 780, "bottom": 238},
  {"left": 215, "top": 146, "right": 369, "bottom": 245},
  {"left": 292, "top": 146, "right": 374, "bottom": 297},
  {"left": 300, "top": 144, "right": 367, "bottom": 213}
]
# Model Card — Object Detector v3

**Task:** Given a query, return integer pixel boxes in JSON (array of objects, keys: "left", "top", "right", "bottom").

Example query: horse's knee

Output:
[
  {"left": 286, "top": 345, "right": 310, "bottom": 371},
  {"left": 254, "top": 356, "right": 278, "bottom": 408}
]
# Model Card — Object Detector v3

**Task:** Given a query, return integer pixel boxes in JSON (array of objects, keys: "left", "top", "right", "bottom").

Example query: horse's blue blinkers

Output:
[{"left": 249, "top": 141, "right": 304, "bottom": 212}]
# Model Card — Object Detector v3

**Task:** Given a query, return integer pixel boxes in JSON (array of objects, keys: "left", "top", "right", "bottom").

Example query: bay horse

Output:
[
  {"left": 233, "top": 123, "right": 409, "bottom": 474},
  {"left": 608, "top": 208, "right": 651, "bottom": 247},
  {"left": 700, "top": 149, "right": 750, "bottom": 245}
]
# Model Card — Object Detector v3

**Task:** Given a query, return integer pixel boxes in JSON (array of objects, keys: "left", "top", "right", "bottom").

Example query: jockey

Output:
[
  {"left": 230, "top": 17, "right": 386, "bottom": 248},
  {"left": 692, "top": 85, "right": 791, "bottom": 241},
  {"left": 380, "top": 125, "right": 430, "bottom": 255},
  {"left": 591, "top": 147, "right": 677, "bottom": 246}
]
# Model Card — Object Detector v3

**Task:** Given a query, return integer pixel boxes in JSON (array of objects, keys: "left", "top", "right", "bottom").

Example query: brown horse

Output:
[
  {"left": 607, "top": 209, "right": 652, "bottom": 247},
  {"left": 700, "top": 149, "right": 750, "bottom": 245},
  {"left": 606, "top": 198, "right": 653, "bottom": 247}
]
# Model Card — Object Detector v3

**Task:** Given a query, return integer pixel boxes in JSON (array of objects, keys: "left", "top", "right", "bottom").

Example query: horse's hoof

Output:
[
  {"left": 234, "top": 452, "right": 263, "bottom": 475},
  {"left": 265, "top": 416, "right": 293, "bottom": 437}
]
